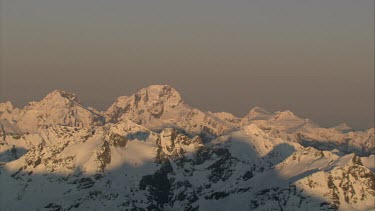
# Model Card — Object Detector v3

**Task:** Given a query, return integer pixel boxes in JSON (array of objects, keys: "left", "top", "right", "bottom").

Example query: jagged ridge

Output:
[{"left": 0, "top": 85, "right": 374, "bottom": 210}]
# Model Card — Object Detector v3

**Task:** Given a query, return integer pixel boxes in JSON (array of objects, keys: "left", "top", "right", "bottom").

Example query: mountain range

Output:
[{"left": 0, "top": 85, "right": 374, "bottom": 210}]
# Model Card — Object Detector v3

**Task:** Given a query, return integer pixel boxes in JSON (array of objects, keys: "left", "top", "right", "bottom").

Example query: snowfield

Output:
[{"left": 0, "top": 85, "right": 374, "bottom": 211}]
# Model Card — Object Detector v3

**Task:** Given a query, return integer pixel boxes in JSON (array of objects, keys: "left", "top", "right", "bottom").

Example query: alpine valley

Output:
[{"left": 0, "top": 85, "right": 374, "bottom": 211}]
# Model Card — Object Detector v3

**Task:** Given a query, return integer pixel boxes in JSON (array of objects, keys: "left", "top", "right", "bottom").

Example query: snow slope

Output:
[
  {"left": 0, "top": 85, "right": 374, "bottom": 211},
  {"left": 0, "top": 123, "right": 373, "bottom": 211}
]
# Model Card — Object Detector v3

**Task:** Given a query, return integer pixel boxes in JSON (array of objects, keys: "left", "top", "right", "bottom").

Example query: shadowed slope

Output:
[{"left": 0, "top": 122, "right": 373, "bottom": 211}]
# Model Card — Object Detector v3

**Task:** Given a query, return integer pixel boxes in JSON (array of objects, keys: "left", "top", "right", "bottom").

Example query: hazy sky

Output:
[{"left": 0, "top": 0, "right": 374, "bottom": 129}]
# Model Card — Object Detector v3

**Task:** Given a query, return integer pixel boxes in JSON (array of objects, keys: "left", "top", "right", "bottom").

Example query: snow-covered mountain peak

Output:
[
  {"left": 0, "top": 101, "right": 14, "bottom": 111},
  {"left": 249, "top": 106, "right": 270, "bottom": 114},
  {"left": 138, "top": 84, "right": 183, "bottom": 106},
  {"left": 36, "top": 89, "right": 79, "bottom": 106},
  {"left": 21, "top": 90, "right": 80, "bottom": 111},
  {"left": 46, "top": 89, "right": 77, "bottom": 100},
  {"left": 105, "top": 85, "right": 184, "bottom": 123},
  {"left": 104, "top": 85, "right": 237, "bottom": 137},
  {"left": 0, "top": 90, "right": 104, "bottom": 133},
  {"left": 243, "top": 106, "right": 273, "bottom": 121},
  {"left": 246, "top": 106, "right": 271, "bottom": 116},
  {"left": 0, "top": 102, "right": 18, "bottom": 122},
  {"left": 1, "top": 86, "right": 374, "bottom": 210},
  {"left": 333, "top": 123, "right": 353, "bottom": 132},
  {"left": 273, "top": 110, "right": 300, "bottom": 120}
]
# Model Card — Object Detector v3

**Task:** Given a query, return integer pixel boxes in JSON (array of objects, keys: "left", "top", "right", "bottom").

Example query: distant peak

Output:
[
  {"left": 273, "top": 110, "right": 300, "bottom": 120},
  {"left": 114, "top": 85, "right": 178, "bottom": 100},
  {"left": 276, "top": 110, "right": 295, "bottom": 115},
  {"left": 143, "top": 85, "right": 180, "bottom": 96},
  {"left": 107, "top": 85, "right": 183, "bottom": 115},
  {"left": 248, "top": 106, "right": 270, "bottom": 115},
  {"left": 0, "top": 101, "right": 14, "bottom": 111},
  {"left": 138, "top": 84, "right": 182, "bottom": 103},
  {"left": 43, "top": 90, "right": 79, "bottom": 103},
  {"left": 336, "top": 123, "right": 351, "bottom": 128},
  {"left": 333, "top": 123, "right": 352, "bottom": 131},
  {"left": 146, "top": 84, "right": 173, "bottom": 91}
]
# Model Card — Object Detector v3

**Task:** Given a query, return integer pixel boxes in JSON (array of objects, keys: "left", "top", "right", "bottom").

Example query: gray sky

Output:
[{"left": 0, "top": 0, "right": 374, "bottom": 129}]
